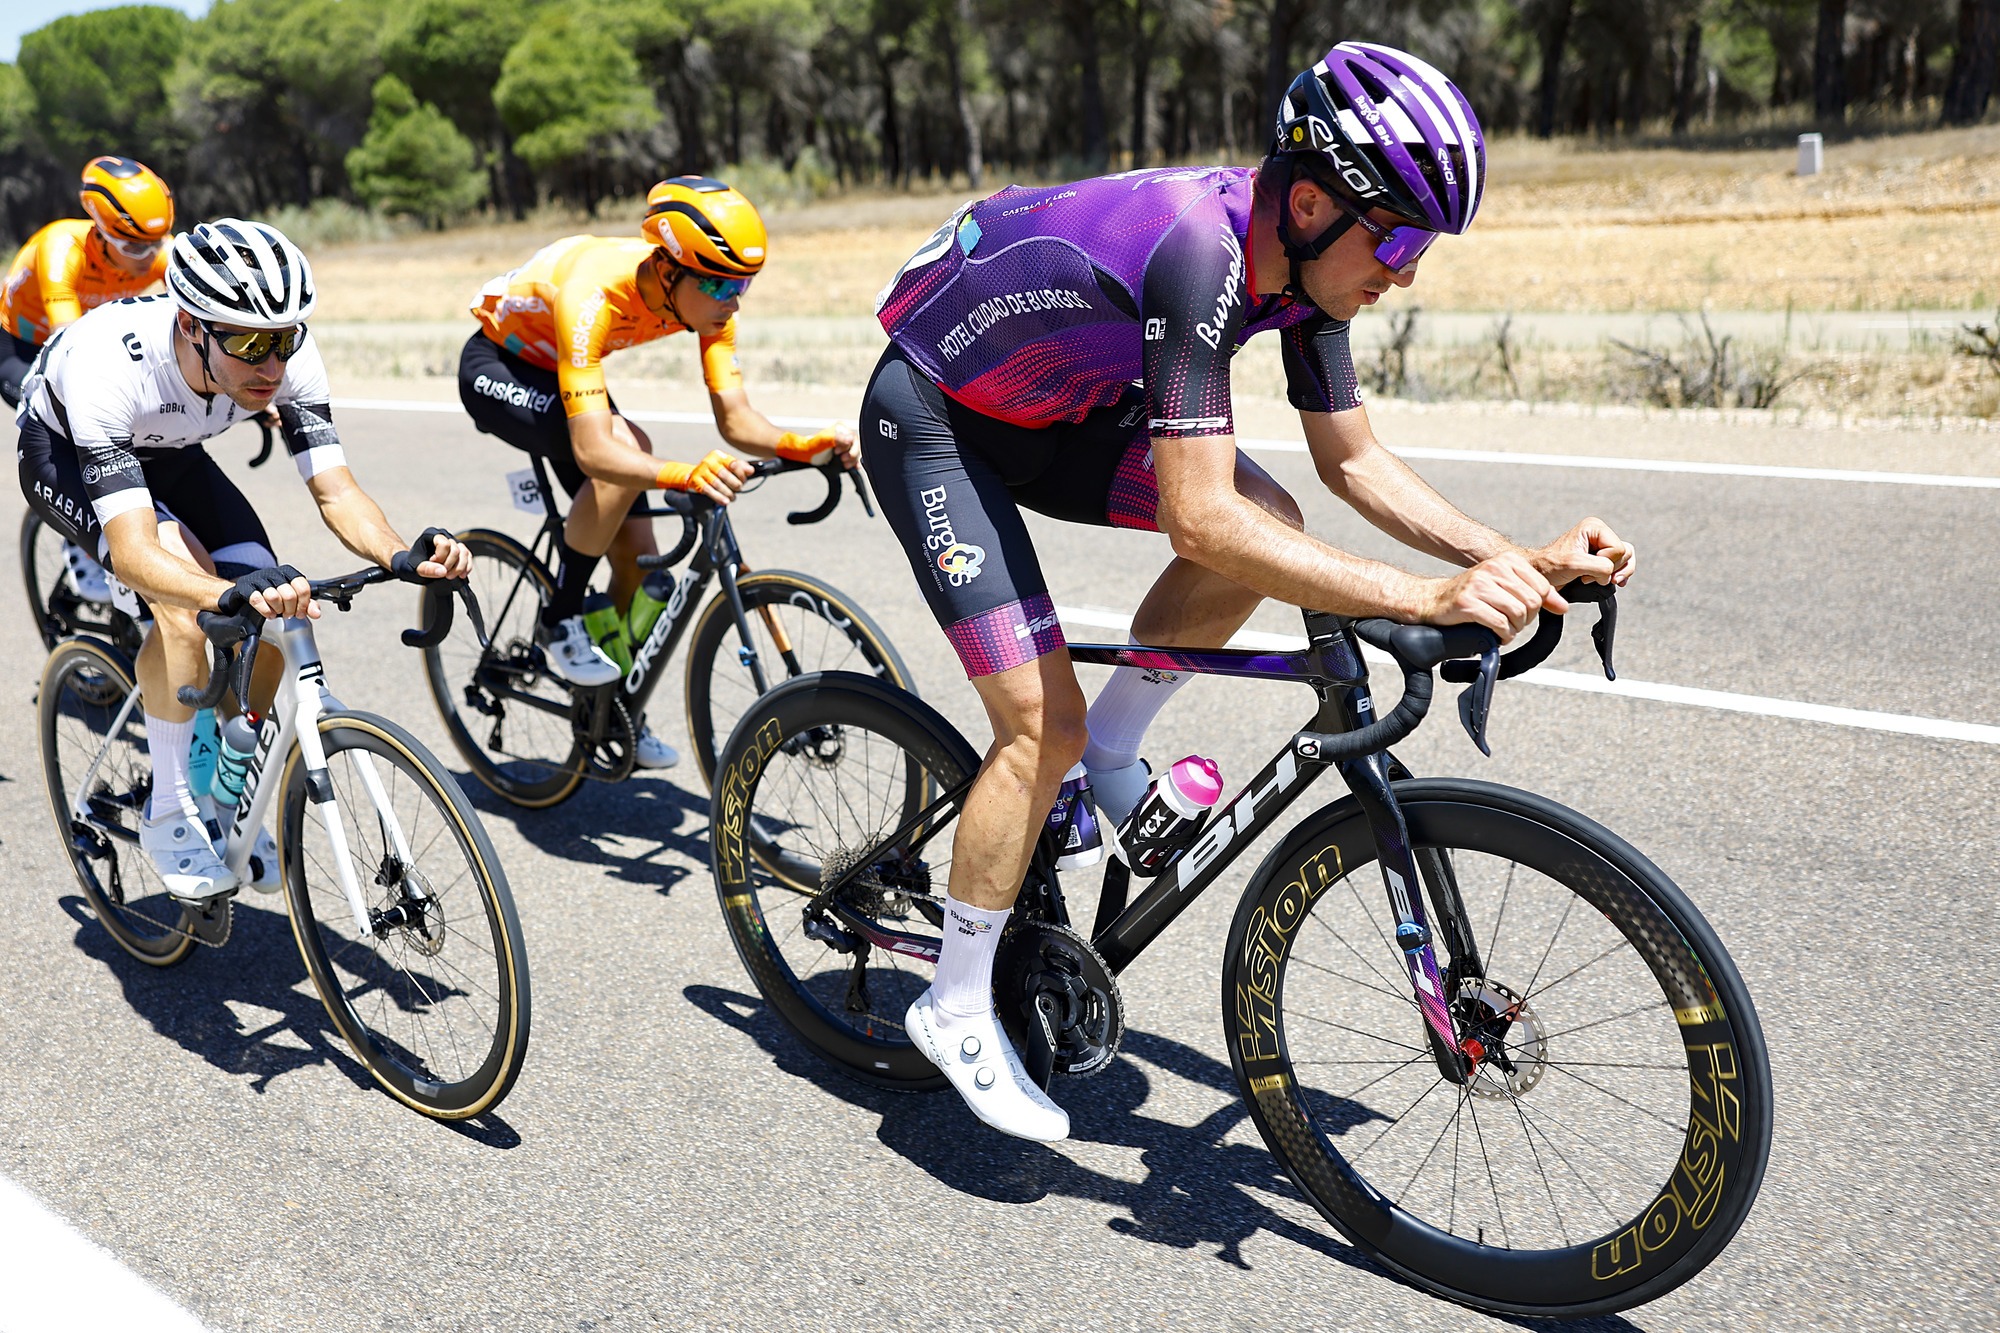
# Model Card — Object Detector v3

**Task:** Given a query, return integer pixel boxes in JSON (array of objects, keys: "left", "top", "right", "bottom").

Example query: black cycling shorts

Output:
[
  {"left": 18, "top": 411, "right": 275, "bottom": 578},
  {"left": 860, "top": 343, "right": 1166, "bottom": 678},
  {"left": 458, "top": 330, "right": 619, "bottom": 501},
  {"left": 1, "top": 331, "right": 40, "bottom": 410}
]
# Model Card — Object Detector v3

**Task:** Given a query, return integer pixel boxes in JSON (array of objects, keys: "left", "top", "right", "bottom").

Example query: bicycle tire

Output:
[
  {"left": 421, "top": 528, "right": 584, "bottom": 809},
  {"left": 21, "top": 511, "right": 141, "bottom": 656},
  {"left": 710, "top": 671, "right": 974, "bottom": 1088},
  {"left": 1222, "top": 777, "right": 1771, "bottom": 1318},
  {"left": 684, "top": 568, "right": 916, "bottom": 790},
  {"left": 281, "top": 710, "right": 531, "bottom": 1119},
  {"left": 37, "top": 637, "right": 201, "bottom": 966}
]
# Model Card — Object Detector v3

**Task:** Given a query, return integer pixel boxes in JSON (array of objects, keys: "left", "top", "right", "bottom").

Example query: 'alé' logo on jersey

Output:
[
  {"left": 1195, "top": 227, "right": 1245, "bottom": 351},
  {"left": 919, "top": 485, "right": 983, "bottom": 586}
]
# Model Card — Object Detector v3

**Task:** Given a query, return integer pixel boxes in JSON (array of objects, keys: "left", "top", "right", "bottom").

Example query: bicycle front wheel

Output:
[
  {"left": 1222, "top": 778, "right": 1770, "bottom": 1318},
  {"left": 684, "top": 569, "right": 915, "bottom": 790},
  {"left": 710, "top": 671, "right": 975, "bottom": 1087},
  {"left": 421, "top": 528, "right": 583, "bottom": 808},
  {"left": 282, "top": 711, "right": 531, "bottom": 1119}
]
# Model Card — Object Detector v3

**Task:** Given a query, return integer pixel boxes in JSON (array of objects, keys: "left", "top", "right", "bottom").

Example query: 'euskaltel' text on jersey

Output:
[
  {"left": 874, "top": 166, "right": 1362, "bottom": 436},
  {"left": 18, "top": 294, "right": 345, "bottom": 529}
]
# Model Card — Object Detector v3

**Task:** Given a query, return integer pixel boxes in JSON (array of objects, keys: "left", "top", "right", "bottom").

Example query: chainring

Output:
[
  {"left": 575, "top": 692, "right": 637, "bottom": 782},
  {"left": 994, "top": 920, "right": 1124, "bottom": 1079}
]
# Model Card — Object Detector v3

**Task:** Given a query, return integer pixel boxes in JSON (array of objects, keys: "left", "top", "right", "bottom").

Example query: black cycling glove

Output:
[
  {"left": 216, "top": 565, "right": 307, "bottom": 616},
  {"left": 390, "top": 527, "right": 455, "bottom": 581}
]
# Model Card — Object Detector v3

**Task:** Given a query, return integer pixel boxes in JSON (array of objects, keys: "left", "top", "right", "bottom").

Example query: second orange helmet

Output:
[{"left": 642, "top": 176, "right": 766, "bottom": 279}]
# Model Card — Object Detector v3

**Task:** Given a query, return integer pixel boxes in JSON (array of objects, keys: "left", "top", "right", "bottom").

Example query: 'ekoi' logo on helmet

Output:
[{"left": 936, "top": 542, "right": 985, "bottom": 580}]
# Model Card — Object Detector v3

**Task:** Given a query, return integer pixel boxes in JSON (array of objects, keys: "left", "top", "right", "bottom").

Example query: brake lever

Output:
[
  {"left": 1456, "top": 640, "right": 1500, "bottom": 757},
  {"left": 847, "top": 465, "right": 876, "bottom": 519},
  {"left": 1591, "top": 592, "right": 1618, "bottom": 681},
  {"left": 456, "top": 581, "right": 490, "bottom": 649}
]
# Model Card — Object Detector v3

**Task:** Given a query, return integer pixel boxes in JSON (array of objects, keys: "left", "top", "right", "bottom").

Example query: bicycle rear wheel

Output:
[
  {"left": 684, "top": 569, "right": 915, "bottom": 789},
  {"left": 421, "top": 528, "right": 583, "bottom": 808},
  {"left": 282, "top": 711, "right": 531, "bottom": 1119},
  {"left": 21, "top": 511, "right": 141, "bottom": 655},
  {"left": 37, "top": 637, "right": 202, "bottom": 966},
  {"left": 710, "top": 671, "right": 974, "bottom": 1087},
  {"left": 1222, "top": 778, "right": 1770, "bottom": 1318}
]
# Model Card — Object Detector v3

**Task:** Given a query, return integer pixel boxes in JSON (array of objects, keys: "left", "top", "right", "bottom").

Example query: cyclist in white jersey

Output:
[{"left": 15, "top": 219, "right": 470, "bottom": 899}]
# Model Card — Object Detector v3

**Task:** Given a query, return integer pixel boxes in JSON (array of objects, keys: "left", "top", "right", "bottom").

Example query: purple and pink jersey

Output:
[{"left": 874, "top": 166, "right": 1362, "bottom": 437}]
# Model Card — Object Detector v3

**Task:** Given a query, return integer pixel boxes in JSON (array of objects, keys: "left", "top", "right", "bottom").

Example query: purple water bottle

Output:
[
  {"left": 1117, "top": 755, "right": 1224, "bottom": 878},
  {"left": 1048, "top": 762, "right": 1103, "bottom": 870}
]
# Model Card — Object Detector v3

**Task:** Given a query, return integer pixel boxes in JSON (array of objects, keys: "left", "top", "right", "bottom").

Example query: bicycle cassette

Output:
[{"left": 994, "top": 921, "right": 1123, "bottom": 1085}]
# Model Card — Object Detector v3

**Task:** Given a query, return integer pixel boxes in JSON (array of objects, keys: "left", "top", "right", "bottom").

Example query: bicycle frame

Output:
[
  {"left": 67, "top": 618, "right": 411, "bottom": 942},
  {"left": 819, "top": 607, "right": 1479, "bottom": 1077}
]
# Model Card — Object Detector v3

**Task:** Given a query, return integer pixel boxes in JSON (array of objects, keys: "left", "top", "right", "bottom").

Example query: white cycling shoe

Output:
[
  {"left": 194, "top": 794, "right": 282, "bottom": 893},
  {"left": 62, "top": 541, "right": 112, "bottom": 603},
  {"left": 537, "top": 615, "right": 622, "bottom": 687},
  {"left": 140, "top": 812, "right": 239, "bottom": 901},
  {"left": 634, "top": 724, "right": 679, "bottom": 769},
  {"left": 906, "top": 989, "right": 1070, "bottom": 1143}
]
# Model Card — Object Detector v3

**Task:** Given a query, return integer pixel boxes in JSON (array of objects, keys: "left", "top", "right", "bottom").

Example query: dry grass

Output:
[{"left": 308, "top": 124, "right": 2000, "bottom": 322}]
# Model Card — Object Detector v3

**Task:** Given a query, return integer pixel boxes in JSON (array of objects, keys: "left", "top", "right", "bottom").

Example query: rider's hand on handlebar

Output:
[
  {"left": 218, "top": 565, "right": 318, "bottom": 621},
  {"left": 773, "top": 424, "right": 859, "bottom": 470},
  {"left": 1421, "top": 550, "right": 1554, "bottom": 641},
  {"left": 393, "top": 527, "right": 472, "bottom": 581},
  {"left": 1530, "top": 516, "right": 1636, "bottom": 589},
  {"left": 657, "top": 449, "right": 754, "bottom": 504}
]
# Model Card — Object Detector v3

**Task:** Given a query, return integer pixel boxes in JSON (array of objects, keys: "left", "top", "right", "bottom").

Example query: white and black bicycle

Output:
[{"left": 38, "top": 566, "right": 531, "bottom": 1120}]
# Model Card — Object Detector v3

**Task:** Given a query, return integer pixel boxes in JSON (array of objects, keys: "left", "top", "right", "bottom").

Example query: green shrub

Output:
[{"left": 345, "top": 74, "right": 488, "bottom": 229}]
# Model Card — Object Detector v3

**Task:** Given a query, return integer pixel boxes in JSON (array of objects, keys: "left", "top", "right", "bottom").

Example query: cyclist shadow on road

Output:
[
  {"left": 62, "top": 895, "right": 520, "bottom": 1148},
  {"left": 685, "top": 982, "right": 1638, "bottom": 1330},
  {"left": 454, "top": 767, "right": 705, "bottom": 898}
]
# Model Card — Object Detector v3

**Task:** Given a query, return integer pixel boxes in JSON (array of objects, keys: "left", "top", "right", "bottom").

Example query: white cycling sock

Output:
[
  {"left": 1082, "top": 638, "right": 1190, "bottom": 774},
  {"left": 931, "top": 895, "right": 1010, "bottom": 1021},
  {"left": 144, "top": 714, "right": 196, "bottom": 822}
]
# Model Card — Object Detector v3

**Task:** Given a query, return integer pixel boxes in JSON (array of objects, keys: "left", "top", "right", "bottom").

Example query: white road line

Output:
[
  {"left": 1053, "top": 605, "right": 2000, "bottom": 747},
  {"left": 0, "top": 1175, "right": 209, "bottom": 1333},
  {"left": 331, "top": 397, "right": 2000, "bottom": 489}
]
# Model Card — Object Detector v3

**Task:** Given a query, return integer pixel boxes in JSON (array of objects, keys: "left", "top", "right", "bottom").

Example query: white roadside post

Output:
[{"left": 1798, "top": 132, "right": 1824, "bottom": 176}]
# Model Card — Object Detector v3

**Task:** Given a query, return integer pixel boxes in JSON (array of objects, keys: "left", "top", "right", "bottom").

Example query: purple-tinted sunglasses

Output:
[{"left": 1327, "top": 193, "right": 1436, "bottom": 273}]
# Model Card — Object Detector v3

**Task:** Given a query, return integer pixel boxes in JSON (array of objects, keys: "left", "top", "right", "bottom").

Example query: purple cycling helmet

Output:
[{"left": 1272, "top": 41, "right": 1486, "bottom": 235}]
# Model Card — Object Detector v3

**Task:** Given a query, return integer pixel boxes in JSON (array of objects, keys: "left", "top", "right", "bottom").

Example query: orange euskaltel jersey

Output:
[
  {"left": 2, "top": 218, "right": 167, "bottom": 345},
  {"left": 470, "top": 234, "right": 743, "bottom": 418}
]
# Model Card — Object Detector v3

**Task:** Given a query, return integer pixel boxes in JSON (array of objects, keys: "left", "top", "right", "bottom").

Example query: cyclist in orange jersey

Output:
[
  {"left": 459, "top": 175, "right": 855, "bottom": 764},
  {"left": 5, "top": 156, "right": 176, "bottom": 603}
]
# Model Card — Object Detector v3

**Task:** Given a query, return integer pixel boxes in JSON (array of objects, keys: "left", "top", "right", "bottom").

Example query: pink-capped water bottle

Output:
[{"left": 1117, "top": 755, "right": 1223, "bottom": 878}]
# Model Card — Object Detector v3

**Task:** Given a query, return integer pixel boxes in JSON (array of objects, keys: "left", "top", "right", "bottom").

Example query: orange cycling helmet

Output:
[
  {"left": 80, "top": 156, "right": 175, "bottom": 244},
  {"left": 642, "top": 176, "right": 766, "bottom": 279}
]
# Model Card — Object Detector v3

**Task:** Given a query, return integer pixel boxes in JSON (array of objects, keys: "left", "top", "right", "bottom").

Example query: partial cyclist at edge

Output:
[
  {"left": 4, "top": 156, "right": 177, "bottom": 603},
  {"left": 16, "top": 217, "right": 471, "bottom": 900},
  {"left": 457, "top": 175, "right": 858, "bottom": 768},
  {"left": 864, "top": 41, "right": 1637, "bottom": 1142}
]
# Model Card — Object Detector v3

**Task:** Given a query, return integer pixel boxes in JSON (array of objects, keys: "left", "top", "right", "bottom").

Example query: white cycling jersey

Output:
[{"left": 17, "top": 292, "right": 346, "bottom": 530}]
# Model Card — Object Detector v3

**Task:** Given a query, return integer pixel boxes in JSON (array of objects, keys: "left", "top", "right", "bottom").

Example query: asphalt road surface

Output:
[{"left": 1, "top": 398, "right": 1994, "bottom": 1332}]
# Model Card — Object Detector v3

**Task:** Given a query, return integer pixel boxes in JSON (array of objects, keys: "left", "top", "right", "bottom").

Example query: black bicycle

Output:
[
  {"left": 708, "top": 585, "right": 1770, "bottom": 1318},
  {"left": 424, "top": 451, "right": 914, "bottom": 808},
  {"left": 20, "top": 416, "right": 279, "bottom": 655}
]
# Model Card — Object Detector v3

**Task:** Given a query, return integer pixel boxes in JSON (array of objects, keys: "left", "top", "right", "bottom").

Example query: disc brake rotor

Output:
[{"left": 1454, "top": 977, "right": 1547, "bottom": 1100}]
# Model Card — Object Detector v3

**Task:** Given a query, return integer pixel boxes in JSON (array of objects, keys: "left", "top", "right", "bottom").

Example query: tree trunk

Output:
[
  {"left": 1071, "top": 0, "right": 1108, "bottom": 171},
  {"left": 1130, "top": 0, "right": 1152, "bottom": 169},
  {"left": 942, "top": 0, "right": 984, "bottom": 187},
  {"left": 1944, "top": 0, "right": 2000, "bottom": 125},
  {"left": 877, "top": 47, "right": 903, "bottom": 184},
  {"left": 1263, "top": 0, "right": 1307, "bottom": 140},
  {"left": 1536, "top": 0, "right": 1575, "bottom": 138},
  {"left": 1673, "top": 20, "right": 1702, "bottom": 133},
  {"left": 1815, "top": 0, "right": 1849, "bottom": 121}
]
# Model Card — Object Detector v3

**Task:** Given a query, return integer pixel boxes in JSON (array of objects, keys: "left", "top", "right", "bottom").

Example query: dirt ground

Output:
[{"left": 306, "top": 124, "right": 2000, "bottom": 322}]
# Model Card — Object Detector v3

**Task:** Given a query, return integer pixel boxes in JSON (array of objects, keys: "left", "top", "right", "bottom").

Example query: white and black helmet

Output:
[{"left": 166, "top": 219, "right": 316, "bottom": 328}]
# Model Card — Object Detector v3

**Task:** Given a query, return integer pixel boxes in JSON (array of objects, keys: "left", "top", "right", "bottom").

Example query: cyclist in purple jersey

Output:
[{"left": 861, "top": 42, "right": 1638, "bottom": 1142}]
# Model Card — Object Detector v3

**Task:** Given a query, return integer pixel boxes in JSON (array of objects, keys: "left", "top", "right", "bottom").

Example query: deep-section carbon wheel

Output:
[
  {"left": 37, "top": 637, "right": 202, "bottom": 966},
  {"left": 282, "top": 711, "right": 531, "bottom": 1119},
  {"left": 684, "top": 568, "right": 915, "bottom": 790},
  {"left": 710, "top": 671, "right": 970, "bottom": 1087},
  {"left": 420, "top": 528, "right": 583, "bottom": 808},
  {"left": 22, "top": 511, "right": 141, "bottom": 656},
  {"left": 1223, "top": 778, "right": 1770, "bottom": 1318}
]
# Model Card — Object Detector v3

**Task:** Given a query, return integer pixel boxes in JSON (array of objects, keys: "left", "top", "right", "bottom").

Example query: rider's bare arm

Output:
[
  {"left": 710, "top": 387, "right": 859, "bottom": 468},
  {"left": 1156, "top": 435, "right": 1556, "bottom": 641},
  {"left": 101, "top": 509, "right": 235, "bottom": 612},
  {"left": 304, "top": 466, "right": 470, "bottom": 579}
]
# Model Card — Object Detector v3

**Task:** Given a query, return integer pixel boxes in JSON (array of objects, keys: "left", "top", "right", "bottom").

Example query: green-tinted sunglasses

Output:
[{"left": 691, "top": 275, "right": 751, "bottom": 302}]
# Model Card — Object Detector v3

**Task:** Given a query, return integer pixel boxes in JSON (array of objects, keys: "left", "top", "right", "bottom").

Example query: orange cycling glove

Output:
[
  {"left": 656, "top": 449, "right": 741, "bottom": 492},
  {"left": 773, "top": 428, "right": 845, "bottom": 465}
]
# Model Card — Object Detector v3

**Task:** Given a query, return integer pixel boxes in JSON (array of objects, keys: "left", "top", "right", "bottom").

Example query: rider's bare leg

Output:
[
  {"left": 554, "top": 416, "right": 658, "bottom": 617},
  {"left": 134, "top": 520, "right": 216, "bottom": 729}
]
